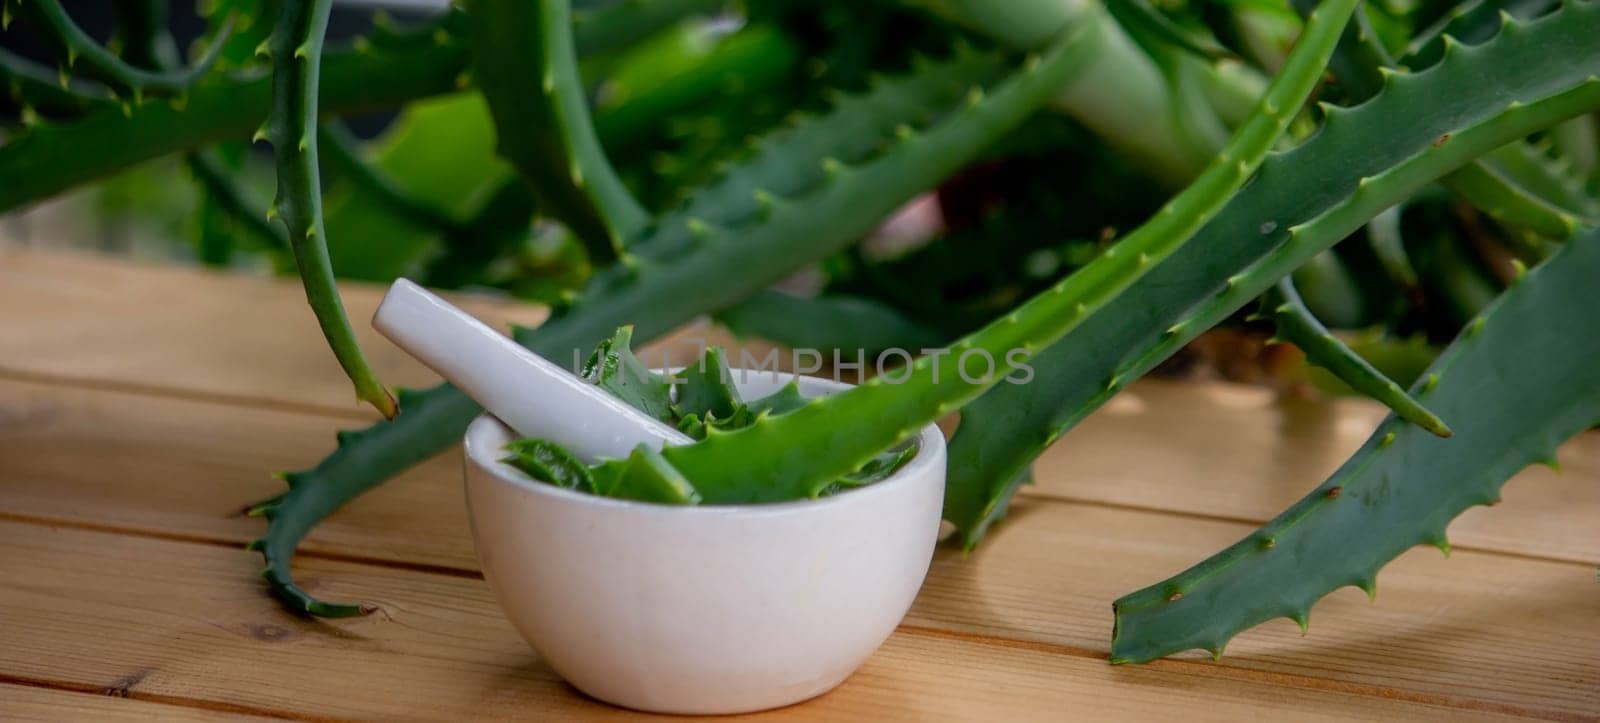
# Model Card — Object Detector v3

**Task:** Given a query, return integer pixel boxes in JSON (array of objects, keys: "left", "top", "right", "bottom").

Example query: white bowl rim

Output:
[{"left": 464, "top": 372, "right": 946, "bottom": 518}]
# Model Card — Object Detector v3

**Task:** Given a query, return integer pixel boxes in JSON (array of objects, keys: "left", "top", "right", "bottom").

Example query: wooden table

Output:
[{"left": 0, "top": 248, "right": 1595, "bottom": 721}]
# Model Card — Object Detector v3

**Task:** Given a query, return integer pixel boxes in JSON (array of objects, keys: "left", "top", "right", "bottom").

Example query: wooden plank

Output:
[
  {"left": 0, "top": 248, "right": 755, "bottom": 418},
  {"left": 0, "top": 377, "right": 477, "bottom": 570},
  {"left": 919, "top": 500, "right": 1600, "bottom": 718},
  {"left": 6, "top": 249, "right": 1594, "bottom": 564},
  {"left": 0, "top": 683, "right": 268, "bottom": 721},
  {"left": 2, "top": 380, "right": 1596, "bottom": 717},
  {"left": 0, "top": 521, "right": 1527, "bottom": 721},
  {"left": 8, "top": 248, "right": 1592, "bottom": 563},
  {"left": 2, "top": 370, "right": 1593, "bottom": 575},
  {"left": 0, "top": 248, "right": 547, "bottom": 417},
  {"left": 1023, "top": 379, "right": 1600, "bottom": 565}
]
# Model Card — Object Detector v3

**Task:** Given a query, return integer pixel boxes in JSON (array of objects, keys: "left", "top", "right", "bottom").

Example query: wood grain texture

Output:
[
  {"left": 1, "top": 377, "right": 1596, "bottom": 716},
  {"left": 0, "top": 249, "right": 752, "bottom": 419},
  {"left": 2, "top": 372, "right": 1593, "bottom": 576},
  {"left": 3, "top": 248, "right": 1597, "bottom": 720},
  {"left": 0, "top": 522, "right": 1528, "bottom": 721},
  {"left": 1025, "top": 380, "right": 1600, "bottom": 565},
  {"left": 0, "top": 683, "right": 269, "bottom": 721},
  {"left": 920, "top": 501, "right": 1600, "bottom": 717},
  {"left": 3, "top": 249, "right": 1593, "bottom": 564},
  {"left": 0, "top": 248, "right": 547, "bottom": 418}
]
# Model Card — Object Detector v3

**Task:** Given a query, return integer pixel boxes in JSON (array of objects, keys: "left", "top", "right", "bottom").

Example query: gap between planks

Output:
[
  {"left": 0, "top": 677, "right": 294, "bottom": 721},
  {"left": 893, "top": 626, "right": 1583, "bottom": 722},
  {"left": 0, "top": 617, "right": 1564, "bottom": 723},
  {"left": 0, "top": 365, "right": 379, "bottom": 422}
]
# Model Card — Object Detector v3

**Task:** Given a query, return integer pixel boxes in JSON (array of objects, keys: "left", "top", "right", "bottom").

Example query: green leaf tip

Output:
[
  {"left": 468, "top": 0, "right": 647, "bottom": 260},
  {"left": 1265, "top": 278, "right": 1453, "bottom": 437}
]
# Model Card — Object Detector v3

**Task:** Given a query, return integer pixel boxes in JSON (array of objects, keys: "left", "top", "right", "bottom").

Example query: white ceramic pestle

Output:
[{"left": 371, "top": 278, "right": 691, "bottom": 461}]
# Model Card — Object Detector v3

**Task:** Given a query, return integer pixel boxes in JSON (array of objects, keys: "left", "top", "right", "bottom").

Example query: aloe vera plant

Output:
[
  {"left": 592, "top": 0, "right": 1359, "bottom": 502},
  {"left": 3, "top": 0, "right": 1597, "bottom": 669},
  {"left": 942, "top": 0, "right": 1600, "bottom": 546}
]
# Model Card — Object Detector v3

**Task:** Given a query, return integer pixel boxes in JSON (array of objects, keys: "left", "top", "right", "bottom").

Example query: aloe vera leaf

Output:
[
  {"left": 185, "top": 148, "right": 286, "bottom": 253},
  {"left": 943, "top": 0, "right": 1600, "bottom": 548},
  {"left": 713, "top": 290, "right": 944, "bottom": 356},
  {"left": 1262, "top": 278, "right": 1452, "bottom": 436},
  {"left": 1547, "top": 114, "right": 1598, "bottom": 177},
  {"left": 114, "top": 0, "right": 181, "bottom": 71},
  {"left": 1365, "top": 206, "right": 1419, "bottom": 289},
  {"left": 205, "top": 0, "right": 280, "bottom": 73},
  {"left": 615, "top": 0, "right": 1358, "bottom": 504},
  {"left": 125, "top": 0, "right": 380, "bottom": 395},
  {"left": 1111, "top": 226, "right": 1600, "bottom": 663},
  {"left": 1290, "top": 249, "right": 1369, "bottom": 328},
  {"left": 316, "top": 120, "right": 462, "bottom": 235},
  {"left": 20, "top": 0, "right": 234, "bottom": 98},
  {"left": 1147, "top": 80, "right": 1600, "bottom": 360},
  {"left": 834, "top": 446, "right": 917, "bottom": 489},
  {"left": 125, "top": 0, "right": 275, "bottom": 268},
  {"left": 1288, "top": 0, "right": 1388, "bottom": 100},
  {"left": 420, "top": 177, "right": 539, "bottom": 289},
  {"left": 515, "top": 48, "right": 1056, "bottom": 349},
  {"left": 1313, "top": 330, "right": 1440, "bottom": 392},
  {"left": 1441, "top": 158, "right": 1585, "bottom": 239},
  {"left": 745, "top": 380, "right": 807, "bottom": 417},
  {"left": 674, "top": 347, "right": 742, "bottom": 422},
  {"left": 583, "top": 326, "right": 676, "bottom": 422},
  {"left": 1407, "top": 210, "right": 1506, "bottom": 324},
  {"left": 592, "top": 22, "right": 800, "bottom": 154},
  {"left": 1106, "top": 0, "right": 1232, "bottom": 60},
  {"left": 921, "top": 0, "right": 1207, "bottom": 182},
  {"left": 502, "top": 438, "right": 596, "bottom": 491},
  {"left": 538, "top": 330, "right": 912, "bottom": 501},
  {"left": 252, "top": 38, "right": 1067, "bottom": 615},
  {"left": 325, "top": 24, "right": 793, "bottom": 284},
  {"left": 1481, "top": 139, "right": 1600, "bottom": 218},
  {"left": 1295, "top": 0, "right": 1586, "bottom": 242},
  {"left": 0, "top": 12, "right": 468, "bottom": 213},
  {"left": 571, "top": 0, "right": 729, "bottom": 56},
  {"left": 1162, "top": 55, "right": 1231, "bottom": 170},
  {"left": 1404, "top": 0, "right": 1557, "bottom": 67},
  {"left": 1114, "top": 1, "right": 1232, "bottom": 165},
  {"left": 468, "top": 0, "right": 648, "bottom": 260},
  {"left": 591, "top": 47, "right": 1001, "bottom": 260},
  {"left": 189, "top": 151, "right": 242, "bottom": 266},
  {"left": 257, "top": 0, "right": 397, "bottom": 418},
  {"left": 8, "top": 1, "right": 690, "bottom": 219},
  {"left": 591, "top": 445, "right": 702, "bottom": 504},
  {"left": 250, "top": 385, "right": 475, "bottom": 616},
  {"left": 1416, "top": 27, "right": 1598, "bottom": 236},
  {"left": 322, "top": 94, "right": 513, "bottom": 282},
  {"left": 0, "top": 46, "right": 112, "bottom": 118}
]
